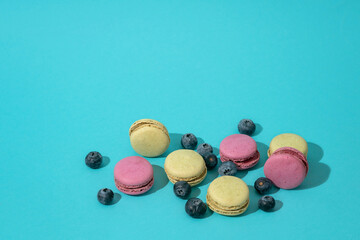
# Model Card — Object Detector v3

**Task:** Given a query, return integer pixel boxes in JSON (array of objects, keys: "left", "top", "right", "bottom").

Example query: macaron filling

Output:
[
  {"left": 115, "top": 177, "right": 154, "bottom": 194},
  {"left": 220, "top": 150, "right": 260, "bottom": 169},
  {"left": 272, "top": 147, "right": 308, "bottom": 174},
  {"left": 166, "top": 167, "right": 207, "bottom": 186},
  {"left": 206, "top": 194, "right": 249, "bottom": 215}
]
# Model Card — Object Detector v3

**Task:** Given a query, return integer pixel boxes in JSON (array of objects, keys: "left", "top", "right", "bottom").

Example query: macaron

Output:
[
  {"left": 164, "top": 149, "right": 207, "bottom": 186},
  {"left": 206, "top": 176, "right": 249, "bottom": 216},
  {"left": 264, "top": 147, "right": 308, "bottom": 189},
  {"left": 114, "top": 156, "right": 154, "bottom": 195},
  {"left": 268, "top": 133, "right": 308, "bottom": 157},
  {"left": 129, "top": 119, "right": 170, "bottom": 157},
  {"left": 219, "top": 134, "right": 260, "bottom": 170}
]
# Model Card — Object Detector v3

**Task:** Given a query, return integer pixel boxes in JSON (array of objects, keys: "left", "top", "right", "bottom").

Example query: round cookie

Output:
[
  {"left": 164, "top": 150, "right": 207, "bottom": 186},
  {"left": 206, "top": 176, "right": 249, "bottom": 216},
  {"left": 129, "top": 119, "right": 170, "bottom": 157},
  {"left": 268, "top": 133, "right": 308, "bottom": 157},
  {"left": 114, "top": 156, "right": 154, "bottom": 195}
]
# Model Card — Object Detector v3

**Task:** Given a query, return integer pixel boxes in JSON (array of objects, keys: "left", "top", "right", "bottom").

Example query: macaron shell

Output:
[
  {"left": 264, "top": 149, "right": 307, "bottom": 189},
  {"left": 129, "top": 119, "right": 170, "bottom": 157},
  {"left": 273, "top": 147, "right": 308, "bottom": 174},
  {"left": 268, "top": 133, "right": 308, "bottom": 157},
  {"left": 220, "top": 134, "right": 257, "bottom": 160},
  {"left": 129, "top": 119, "right": 168, "bottom": 135},
  {"left": 114, "top": 156, "right": 153, "bottom": 186},
  {"left": 206, "top": 176, "right": 249, "bottom": 216},
  {"left": 164, "top": 149, "right": 207, "bottom": 186},
  {"left": 114, "top": 156, "right": 154, "bottom": 195}
]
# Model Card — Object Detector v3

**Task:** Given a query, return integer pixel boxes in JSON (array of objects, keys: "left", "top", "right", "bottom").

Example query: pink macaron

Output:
[
  {"left": 219, "top": 134, "right": 260, "bottom": 170},
  {"left": 114, "top": 156, "right": 154, "bottom": 195},
  {"left": 264, "top": 147, "right": 308, "bottom": 189}
]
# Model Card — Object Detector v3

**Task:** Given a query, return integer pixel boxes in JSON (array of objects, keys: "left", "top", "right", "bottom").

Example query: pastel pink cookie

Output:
[
  {"left": 114, "top": 156, "right": 154, "bottom": 195},
  {"left": 219, "top": 134, "right": 260, "bottom": 170},
  {"left": 264, "top": 147, "right": 308, "bottom": 189}
]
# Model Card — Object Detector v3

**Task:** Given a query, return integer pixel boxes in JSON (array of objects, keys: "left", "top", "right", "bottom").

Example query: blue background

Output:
[{"left": 1, "top": 1, "right": 359, "bottom": 239}]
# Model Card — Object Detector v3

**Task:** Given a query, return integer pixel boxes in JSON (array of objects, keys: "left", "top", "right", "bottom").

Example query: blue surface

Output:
[{"left": 1, "top": 1, "right": 359, "bottom": 239}]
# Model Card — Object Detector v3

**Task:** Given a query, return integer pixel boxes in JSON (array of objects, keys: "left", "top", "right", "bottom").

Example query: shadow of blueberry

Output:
[
  {"left": 269, "top": 200, "right": 283, "bottom": 212},
  {"left": 212, "top": 147, "right": 219, "bottom": 156},
  {"left": 196, "top": 137, "right": 205, "bottom": 146},
  {"left": 266, "top": 185, "right": 279, "bottom": 195},
  {"left": 188, "top": 187, "right": 201, "bottom": 199},
  {"left": 236, "top": 169, "right": 248, "bottom": 179},
  {"left": 251, "top": 123, "right": 263, "bottom": 136},
  {"left": 109, "top": 193, "right": 121, "bottom": 205},
  {"left": 100, "top": 156, "right": 110, "bottom": 168},
  {"left": 201, "top": 206, "right": 214, "bottom": 219}
]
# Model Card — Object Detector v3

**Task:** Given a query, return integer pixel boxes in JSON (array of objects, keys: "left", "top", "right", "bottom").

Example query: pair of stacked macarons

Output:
[{"left": 264, "top": 133, "right": 309, "bottom": 189}]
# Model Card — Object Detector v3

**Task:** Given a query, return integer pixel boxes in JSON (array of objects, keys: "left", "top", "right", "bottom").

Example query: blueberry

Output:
[
  {"left": 97, "top": 188, "right": 114, "bottom": 205},
  {"left": 258, "top": 196, "right": 276, "bottom": 211},
  {"left": 174, "top": 181, "right": 191, "bottom": 199},
  {"left": 181, "top": 133, "right": 198, "bottom": 149},
  {"left": 238, "top": 119, "right": 256, "bottom": 136},
  {"left": 254, "top": 177, "right": 273, "bottom": 195},
  {"left": 197, "top": 143, "right": 213, "bottom": 157},
  {"left": 85, "top": 151, "right": 103, "bottom": 169},
  {"left": 218, "top": 161, "right": 237, "bottom": 176},
  {"left": 185, "top": 198, "right": 207, "bottom": 218},
  {"left": 203, "top": 153, "right": 218, "bottom": 170}
]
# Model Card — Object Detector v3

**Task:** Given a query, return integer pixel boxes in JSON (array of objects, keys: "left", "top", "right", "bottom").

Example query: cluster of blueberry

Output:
[{"left": 84, "top": 118, "right": 277, "bottom": 215}]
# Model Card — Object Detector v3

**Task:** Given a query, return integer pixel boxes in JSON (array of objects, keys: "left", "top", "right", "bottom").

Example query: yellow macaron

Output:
[
  {"left": 206, "top": 176, "right": 249, "bottom": 216},
  {"left": 164, "top": 149, "right": 207, "bottom": 186},
  {"left": 268, "top": 133, "right": 308, "bottom": 157},
  {"left": 129, "top": 119, "right": 170, "bottom": 157}
]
